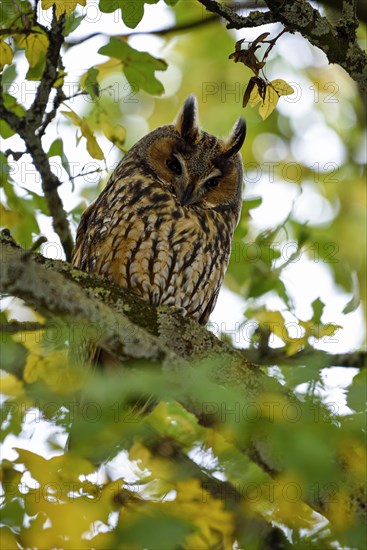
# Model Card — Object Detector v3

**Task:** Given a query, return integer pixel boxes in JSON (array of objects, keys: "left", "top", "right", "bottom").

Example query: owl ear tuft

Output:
[
  {"left": 174, "top": 95, "right": 199, "bottom": 142},
  {"left": 223, "top": 118, "right": 247, "bottom": 157}
]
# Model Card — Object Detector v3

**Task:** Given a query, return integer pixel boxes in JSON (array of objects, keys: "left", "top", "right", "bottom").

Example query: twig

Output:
[
  {"left": 243, "top": 347, "right": 367, "bottom": 369},
  {"left": 65, "top": 13, "right": 219, "bottom": 47},
  {"left": 66, "top": 168, "right": 103, "bottom": 183},
  {"left": 0, "top": 28, "right": 42, "bottom": 36},
  {"left": 27, "top": 235, "right": 48, "bottom": 253},
  {"left": 4, "top": 149, "right": 26, "bottom": 160},
  {"left": 0, "top": 321, "right": 45, "bottom": 334},
  {"left": 37, "top": 84, "right": 66, "bottom": 138}
]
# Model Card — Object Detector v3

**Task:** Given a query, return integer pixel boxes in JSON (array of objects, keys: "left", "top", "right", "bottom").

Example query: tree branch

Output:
[
  {"left": 264, "top": 0, "right": 366, "bottom": 89},
  {"left": 1, "top": 230, "right": 365, "bottom": 525},
  {"left": 65, "top": 13, "right": 219, "bottom": 48},
  {"left": 0, "top": 231, "right": 167, "bottom": 364},
  {"left": 197, "top": 0, "right": 367, "bottom": 91}
]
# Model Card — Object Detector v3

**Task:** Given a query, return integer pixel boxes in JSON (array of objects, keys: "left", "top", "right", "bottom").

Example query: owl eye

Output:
[
  {"left": 204, "top": 177, "right": 220, "bottom": 189},
  {"left": 166, "top": 156, "right": 182, "bottom": 175}
]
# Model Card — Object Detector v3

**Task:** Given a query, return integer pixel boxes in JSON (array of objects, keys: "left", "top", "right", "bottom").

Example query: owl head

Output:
[{"left": 126, "top": 96, "right": 246, "bottom": 216}]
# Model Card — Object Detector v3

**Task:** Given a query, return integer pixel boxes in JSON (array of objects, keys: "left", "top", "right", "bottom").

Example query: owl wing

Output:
[
  {"left": 71, "top": 199, "right": 116, "bottom": 371},
  {"left": 71, "top": 201, "right": 96, "bottom": 267},
  {"left": 198, "top": 284, "right": 221, "bottom": 325}
]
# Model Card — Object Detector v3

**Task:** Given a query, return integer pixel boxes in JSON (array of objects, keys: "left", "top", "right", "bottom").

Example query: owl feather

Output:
[{"left": 72, "top": 96, "right": 246, "bottom": 366}]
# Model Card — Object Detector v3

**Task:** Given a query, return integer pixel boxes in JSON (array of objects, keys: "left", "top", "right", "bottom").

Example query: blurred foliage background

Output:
[{"left": 1, "top": 1, "right": 366, "bottom": 548}]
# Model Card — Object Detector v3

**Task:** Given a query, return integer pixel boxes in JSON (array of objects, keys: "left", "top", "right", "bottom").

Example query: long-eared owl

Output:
[{"left": 72, "top": 96, "right": 246, "bottom": 325}]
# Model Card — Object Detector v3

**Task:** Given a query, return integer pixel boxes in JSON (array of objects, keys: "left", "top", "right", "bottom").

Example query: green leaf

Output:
[
  {"left": 48, "top": 138, "right": 72, "bottom": 178},
  {"left": 311, "top": 298, "right": 325, "bottom": 325},
  {"left": 99, "top": 0, "right": 159, "bottom": 29},
  {"left": 0, "top": 40, "right": 13, "bottom": 71},
  {"left": 80, "top": 67, "right": 100, "bottom": 99},
  {"left": 0, "top": 120, "right": 14, "bottom": 139},
  {"left": 280, "top": 363, "right": 323, "bottom": 389},
  {"left": 0, "top": 339, "right": 27, "bottom": 378},
  {"left": 118, "top": 514, "right": 194, "bottom": 548},
  {"left": 1, "top": 180, "right": 40, "bottom": 247},
  {"left": 0, "top": 93, "right": 25, "bottom": 139},
  {"left": 20, "top": 187, "right": 49, "bottom": 215},
  {"left": 41, "top": 0, "right": 87, "bottom": 18},
  {"left": 346, "top": 370, "right": 367, "bottom": 413},
  {"left": 343, "top": 272, "right": 360, "bottom": 314},
  {"left": 0, "top": 65, "right": 18, "bottom": 137},
  {"left": 64, "top": 12, "right": 86, "bottom": 36},
  {"left": 18, "top": 29, "right": 49, "bottom": 68},
  {"left": 276, "top": 277, "right": 293, "bottom": 308},
  {"left": 0, "top": 495, "right": 25, "bottom": 528},
  {"left": 98, "top": 37, "right": 167, "bottom": 94},
  {"left": 0, "top": 152, "right": 10, "bottom": 185},
  {"left": 25, "top": 51, "right": 46, "bottom": 81},
  {"left": 164, "top": 0, "right": 180, "bottom": 5},
  {"left": 243, "top": 196, "right": 262, "bottom": 211}
]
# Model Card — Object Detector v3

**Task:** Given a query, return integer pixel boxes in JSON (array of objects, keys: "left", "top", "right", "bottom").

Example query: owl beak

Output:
[{"left": 177, "top": 182, "right": 196, "bottom": 206}]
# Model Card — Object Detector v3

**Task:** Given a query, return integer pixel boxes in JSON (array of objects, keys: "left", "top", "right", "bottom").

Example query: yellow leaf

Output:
[
  {"left": 254, "top": 474, "right": 315, "bottom": 530},
  {"left": 96, "top": 58, "right": 124, "bottom": 81},
  {"left": 327, "top": 489, "right": 354, "bottom": 528},
  {"left": 1, "top": 373, "right": 24, "bottom": 397},
  {"left": 62, "top": 110, "right": 81, "bottom": 125},
  {"left": 0, "top": 40, "right": 13, "bottom": 71},
  {"left": 0, "top": 527, "right": 19, "bottom": 550},
  {"left": 62, "top": 111, "right": 104, "bottom": 160},
  {"left": 24, "top": 348, "right": 79, "bottom": 393},
  {"left": 148, "top": 401, "right": 201, "bottom": 448},
  {"left": 271, "top": 78, "right": 294, "bottom": 97},
  {"left": 285, "top": 337, "right": 306, "bottom": 356},
  {"left": 41, "top": 0, "right": 86, "bottom": 19},
  {"left": 53, "top": 69, "right": 66, "bottom": 87},
  {"left": 18, "top": 32, "right": 49, "bottom": 68},
  {"left": 129, "top": 441, "right": 175, "bottom": 481},
  {"left": 248, "top": 79, "right": 294, "bottom": 120},
  {"left": 258, "top": 84, "right": 280, "bottom": 120},
  {"left": 13, "top": 327, "right": 45, "bottom": 354},
  {"left": 23, "top": 353, "right": 41, "bottom": 384},
  {"left": 299, "top": 319, "right": 342, "bottom": 341},
  {"left": 252, "top": 309, "right": 286, "bottom": 341},
  {"left": 251, "top": 309, "right": 308, "bottom": 355},
  {"left": 0, "top": 203, "right": 22, "bottom": 229},
  {"left": 338, "top": 439, "right": 367, "bottom": 480},
  {"left": 80, "top": 118, "right": 104, "bottom": 160},
  {"left": 175, "top": 479, "right": 235, "bottom": 548},
  {"left": 102, "top": 122, "right": 126, "bottom": 150},
  {"left": 248, "top": 85, "right": 262, "bottom": 107}
]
